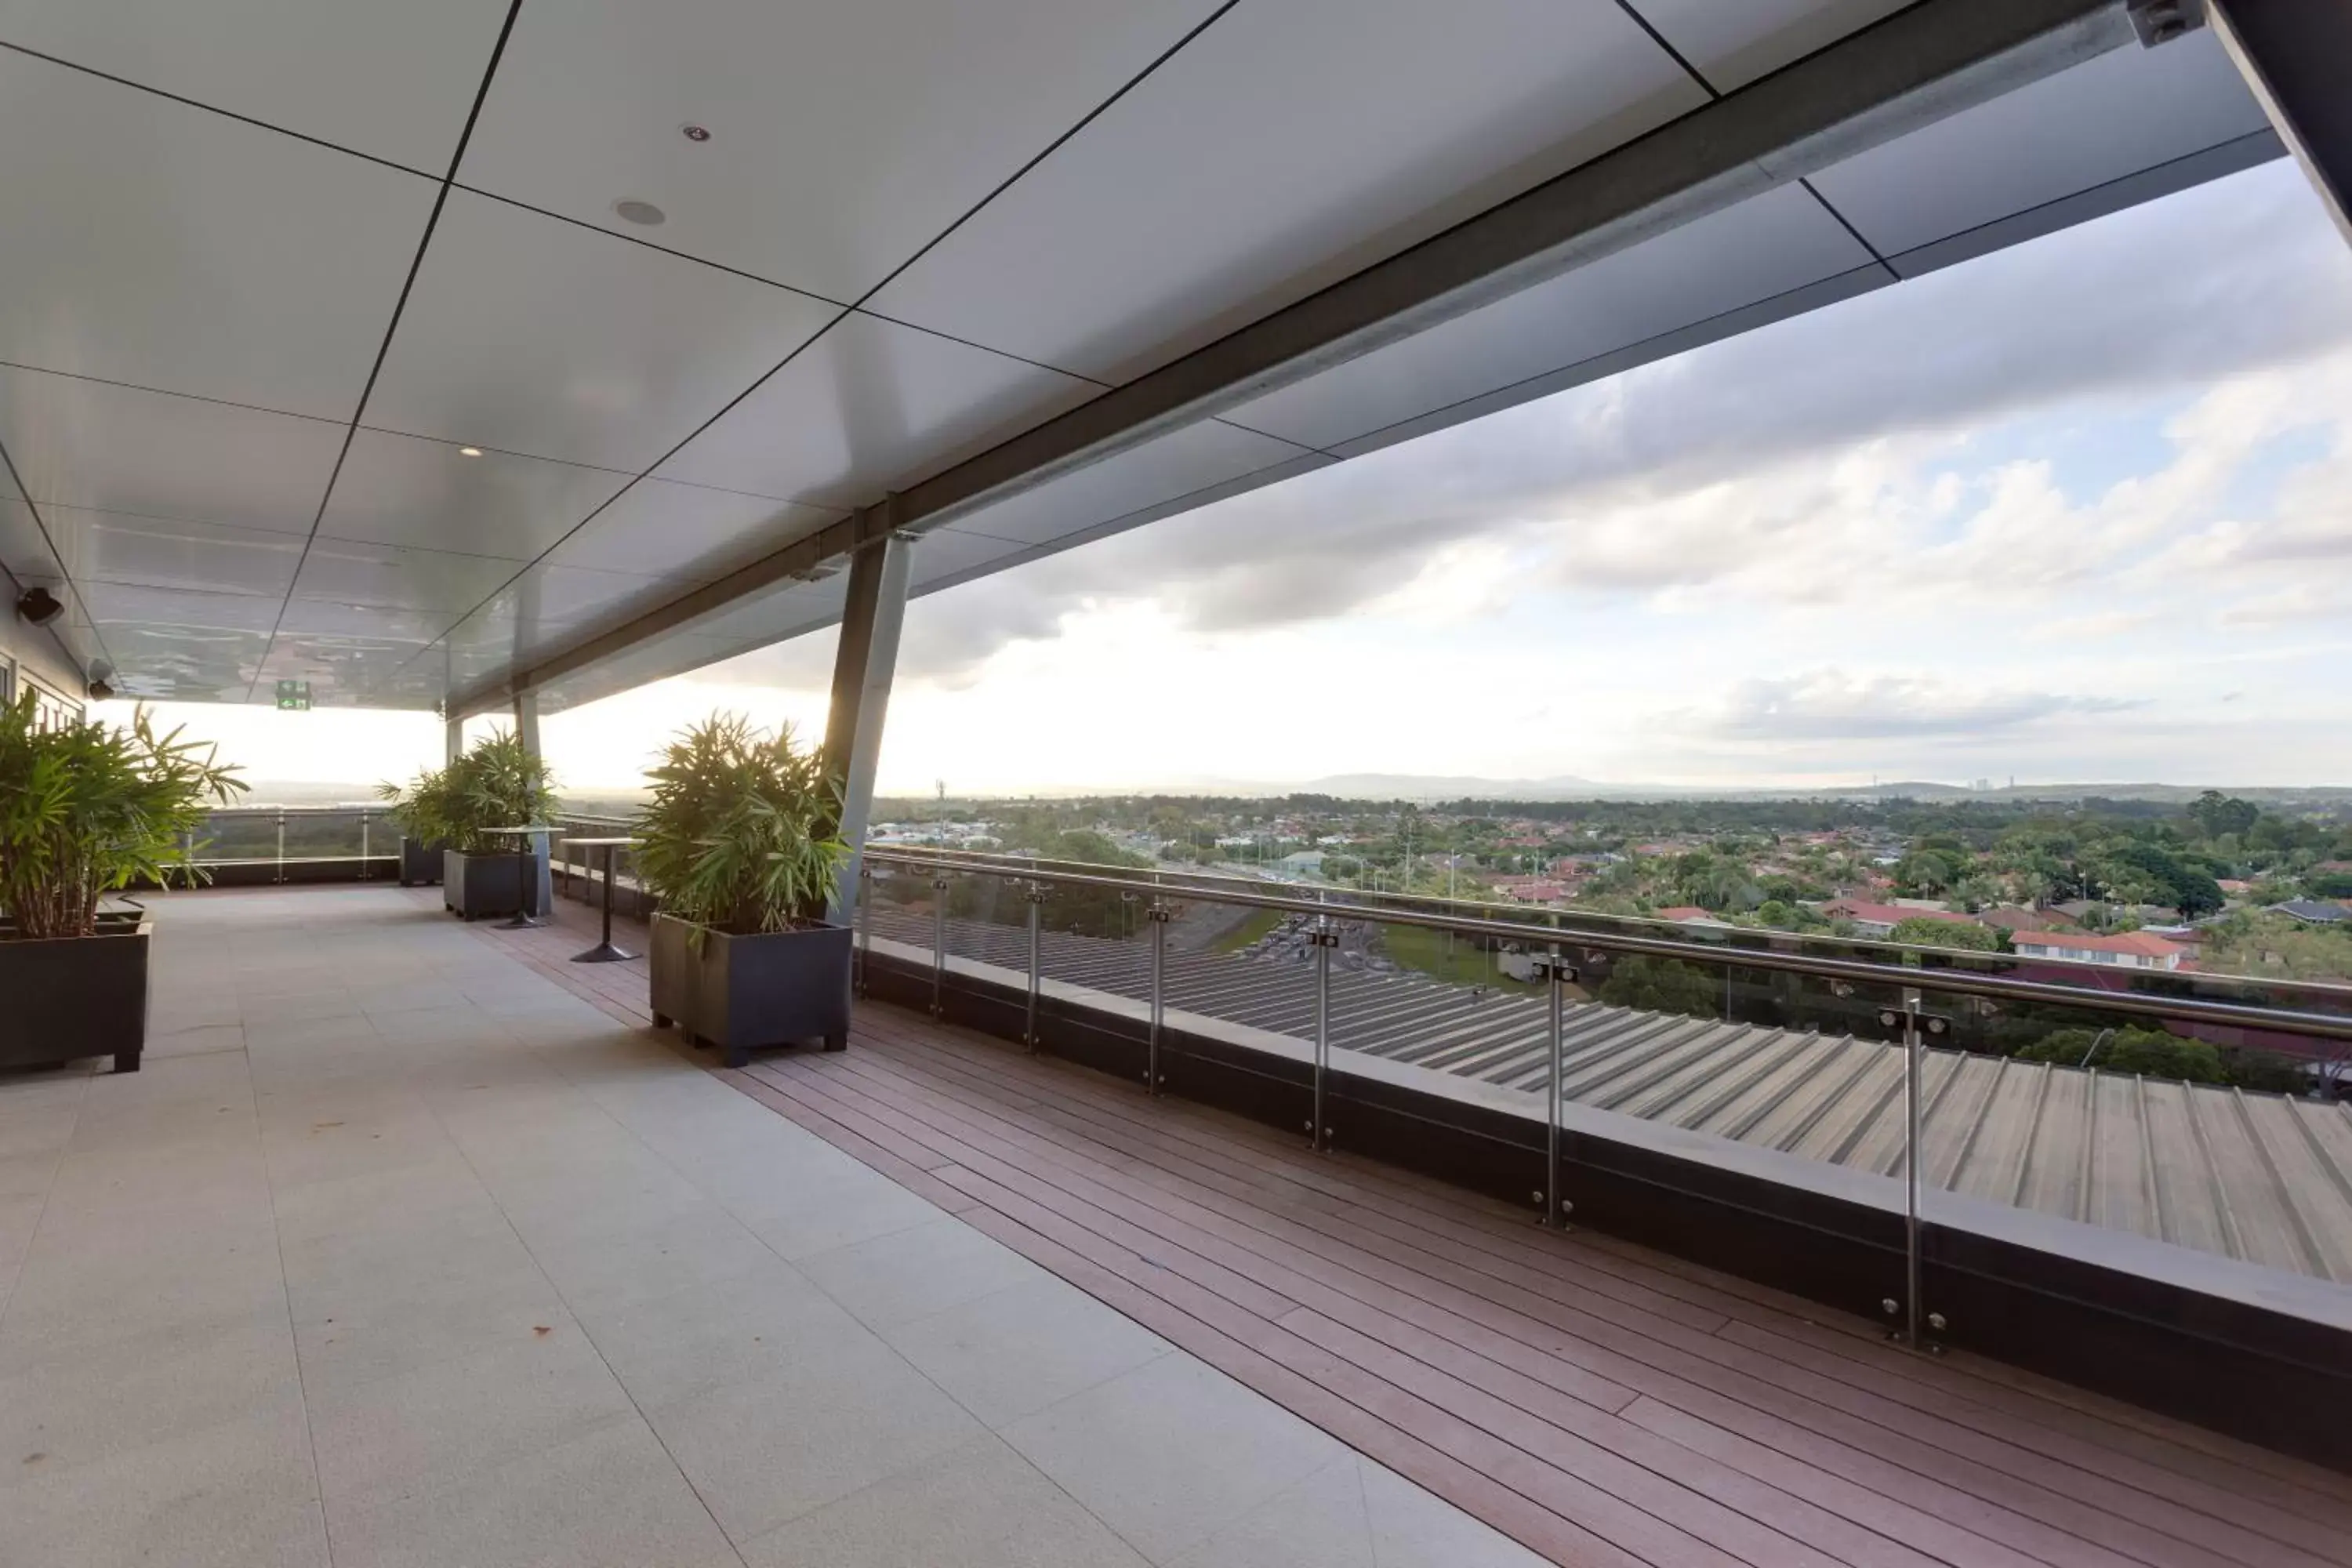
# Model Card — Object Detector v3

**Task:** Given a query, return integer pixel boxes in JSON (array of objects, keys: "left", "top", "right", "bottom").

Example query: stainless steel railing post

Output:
[
  {"left": 931, "top": 875, "right": 949, "bottom": 1019},
  {"left": 1532, "top": 946, "right": 1577, "bottom": 1226},
  {"left": 1548, "top": 945, "right": 1566, "bottom": 1226},
  {"left": 1878, "top": 991, "right": 1946, "bottom": 1348},
  {"left": 274, "top": 809, "right": 285, "bottom": 884},
  {"left": 1146, "top": 900, "right": 1171, "bottom": 1095},
  {"left": 1904, "top": 991, "right": 1922, "bottom": 1349},
  {"left": 1024, "top": 883, "right": 1046, "bottom": 1054},
  {"left": 1310, "top": 914, "right": 1337, "bottom": 1149},
  {"left": 855, "top": 865, "right": 874, "bottom": 998},
  {"left": 358, "top": 811, "right": 370, "bottom": 880}
]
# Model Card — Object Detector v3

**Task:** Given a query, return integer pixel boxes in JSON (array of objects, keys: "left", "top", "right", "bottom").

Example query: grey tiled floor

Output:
[{"left": 0, "top": 889, "right": 1545, "bottom": 1566}]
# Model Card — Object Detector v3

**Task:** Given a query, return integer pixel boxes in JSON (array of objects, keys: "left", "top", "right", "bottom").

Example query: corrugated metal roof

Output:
[{"left": 885, "top": 905, "right": 2352, "bottom": 1285}]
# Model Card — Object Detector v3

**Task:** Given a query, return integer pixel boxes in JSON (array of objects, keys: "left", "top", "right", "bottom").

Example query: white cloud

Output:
[
  {"left": 535, "top": 161, "right": 2352, "bottom": 792},
  {"left": 873, "top": 160, "right": 2352, "bottom": 674},
  {"left": 1700, "top": 670, "right": 2143, "bottom": 743}
]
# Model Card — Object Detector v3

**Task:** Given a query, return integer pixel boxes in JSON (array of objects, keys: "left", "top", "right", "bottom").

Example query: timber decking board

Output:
[{"left": 459, "top": 887, "right": 2351, "bottom": 1568}]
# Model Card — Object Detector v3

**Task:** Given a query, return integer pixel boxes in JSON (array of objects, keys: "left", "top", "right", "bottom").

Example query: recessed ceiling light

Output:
[
  {"left": 459, "top": 446, "right": 484, "bottom": 457},
  {"left": 614, "top": 199, "right": 666, "bottom": 226},
  {"left": 681, "top": 124, "right": 711, "bottom": 143}
]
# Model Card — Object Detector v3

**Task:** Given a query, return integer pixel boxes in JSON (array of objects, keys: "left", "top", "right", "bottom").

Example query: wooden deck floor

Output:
[{"left": 466, "top": 888, "right": 2352, "bottom": 1568}]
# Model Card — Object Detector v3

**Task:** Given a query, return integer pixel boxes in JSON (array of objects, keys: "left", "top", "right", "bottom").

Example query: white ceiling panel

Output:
[
  {"left": 441, "top": 604, "right": 587, "bottom": 669},
  {"left": 38, "top": 505, "right": 306, "bottom": 600},
  {"left": 939, "top": 419, "right": 1312, "bottom": 549},
  {"left": 0, "top": 495, "right": 64, "bottom": 585},
  {"left": 356, "top": 663, "right": 457, "bottom": 710},
  {"left": 82, "top": 580, "right": 280, "bottom": 634},
  {"left": 273, "top": 597, "right": 446, "bottom": 644},
  {"left": 655, "top": 310, "right": 1100, "bottom": 509},
  {"left": 458, "top": 0, "right": 1219, "bottom": 303},
  {"left": 866, "top": 0, "right": 1701, "bottom": 383},
  {"left": 0, "top": 502, "right": 103, "bottom": 677},
  {"left": 532, "top": 631, "right": 762, "bottom": 715},
  {"left": 0, "top": 365, "right": 344, "bottom": 535},
  {"left": 100, "top": 623, "right": 267, "bottom": 702},
  {"left": 685, "top": 574, "right": 851, "bottom": 646},
  {"left": 476, "top": 561, "right": 673, "bottom": 627},
  {"left": 289, "top": 538, "right": 524, "bottom": 616},
  {"left": 255, "top": 631, "right": 427, "bottom": 703},
  {"left": 1623, "top": 0, "right": 1908, "bottom": 93},
  {"left": 0, "top": 48, "right": 438, "bottom": 418},
  {"left": 363, "top": 190, "right": 840, "bottom": 471},
  {"left": 541, "top": 477, "right": 839, "bottom": 584},
  {"left": 904, "top": 527, "right": 1036, "bottom": 590},
  {"left": 319, "top": 428, "right": 632, "bottom": 558},
  {"left": 0, "top": 0, "right": 512, "bottom": 172},
  {"left": 1812, "top": 30, "right": 2268, "bottom": 261},
  {"left": 1223, "top": 185, "right": 1873, "bottom": 452}
]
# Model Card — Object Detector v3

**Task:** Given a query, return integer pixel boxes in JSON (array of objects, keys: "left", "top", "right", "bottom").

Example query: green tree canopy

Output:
[
  {"left": 1893, "top": 848, "right": 1965, "bottom": 896},
  {"left": 1887, "top": 916, "right": 2005, "bottom": 952},
  {"left": 2015, "top": 1026, "right": 2227, "bottom": 1083},
  {"left": 2187, "top": 790, "right": 2260, "bottom": 841},
  {"left": 1595, "top": 956, "right": 1720, "bottom": 1019}
]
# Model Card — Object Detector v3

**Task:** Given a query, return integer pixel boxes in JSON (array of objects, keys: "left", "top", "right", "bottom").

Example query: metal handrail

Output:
[
  {"left": 869, "top": 841, "right": 2351, "bottom": 1005},
  {"left": 197, "top": 804, "right": 390, "bottom": 816},
  {"left": 861, "top": 841, "right": 2352, "bottom": 1352},
  {"left": 863, "top": 846, "right": 2352, "bottom": 1043}
]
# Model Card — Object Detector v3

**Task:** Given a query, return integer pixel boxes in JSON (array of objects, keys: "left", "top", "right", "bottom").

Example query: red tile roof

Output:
[
  {"left": 1824, "top": 900, "right": 1979, "bottom": 927},
  {"left": 2012, "top": 929, "right": 2187, "bottom": 960}
]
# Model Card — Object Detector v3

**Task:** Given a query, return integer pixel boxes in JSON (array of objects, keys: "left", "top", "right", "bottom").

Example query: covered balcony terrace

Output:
[
  {"left": 7, "top": 0, "right": 2352, "bottom": 1560},
  {"left": 5, "top": 857, "right": 2347, "bottom": 1567}
]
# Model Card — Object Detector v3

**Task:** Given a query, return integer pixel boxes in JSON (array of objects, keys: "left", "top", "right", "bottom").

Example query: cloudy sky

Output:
[{"left": 151, "top": 158, "right": 2352, "bottom": 795}]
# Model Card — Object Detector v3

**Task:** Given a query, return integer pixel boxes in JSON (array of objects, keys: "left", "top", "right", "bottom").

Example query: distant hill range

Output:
[
  {"left": 1298, "top": 772, "right": 1604, "bottom": 800},
  {"left": 246, "top": 775, "right": 2350, "bottom": 810},
  {"left": 1235, "top": 775, "right": 2352, "bottom": 805}
]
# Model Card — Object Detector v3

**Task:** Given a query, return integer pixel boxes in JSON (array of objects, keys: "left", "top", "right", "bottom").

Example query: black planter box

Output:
[
  {"left": 399, "top": 836, "right": 446, "bottom": 887},
  {"left": 0, "top": 912, "right": 151, "bottom": 1074},
  {"left": 444, "top": 849, "right": 526, "bottom": 920},
  {"left": 649, "top": 914, "right": 851, "bottom": 1068}
]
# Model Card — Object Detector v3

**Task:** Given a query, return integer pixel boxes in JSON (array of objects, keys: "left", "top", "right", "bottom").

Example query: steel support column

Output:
[
  {"left": 511, "top": 690, "right": 541, "bottom": 759},
  {"left": 2212, "top": 0, "right": 2352, "bottom": 245},
  {"left": 445, "top": 715, "right": 463, "bottom": 766},
  {"left": 822, "top": 524, "right": 915, "bottom": 922}
]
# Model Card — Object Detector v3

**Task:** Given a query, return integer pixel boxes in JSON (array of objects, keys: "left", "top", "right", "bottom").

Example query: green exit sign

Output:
[{"left": 274, "top": 680, "right": 311, "bottom": 712}]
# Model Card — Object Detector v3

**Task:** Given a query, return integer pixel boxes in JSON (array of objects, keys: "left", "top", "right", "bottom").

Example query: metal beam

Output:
[
  {"left": 446, "top": 501, "right": 887, "bottom": 719},
  {"left": 445, "top": 0, "right": 2129, "bottom": 720},
  {"left": 2209, "top": 0, "right": 2352, "bottom": 247},
  {"left": 820, "top": 528, "right": 915, "bottom": 921}
]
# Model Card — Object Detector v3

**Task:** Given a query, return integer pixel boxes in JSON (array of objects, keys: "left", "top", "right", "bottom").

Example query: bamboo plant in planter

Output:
[
  {"left": 0, "top": 691, "right": 245, "bottom": 1074},
  {"left": 638, "top": 713, "right": 851, "bottom": 1067},
  {"left": 375, "top": 763, "right": 457, "bottom": 887},
  {"left": 429, "top": 731, "right": 558, "bottom": 920}
]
